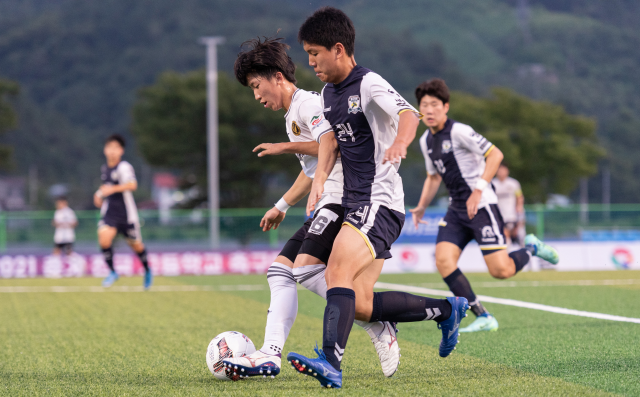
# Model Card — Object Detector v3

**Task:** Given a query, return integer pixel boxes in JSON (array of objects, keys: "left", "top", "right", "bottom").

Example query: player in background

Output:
[
  {"left": 93, "top": 135, "right": 152, "bottom": 290},
  {"left": 222, "top": 37, "right": 401, "bottom": 380},
  {"left": 287, "top": 8, "right": 468, "bottom": 389},
  {"left": 493, "top": 163, "right": 526, "bottom": 248},
  {"left": 409, "top": 78, "right": 558, "bottom": 333},
  {"left": 52, "top": 196, "right": 77, "bottom": 256}
]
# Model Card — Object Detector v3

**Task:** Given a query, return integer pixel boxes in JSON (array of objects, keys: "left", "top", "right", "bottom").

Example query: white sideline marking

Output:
[
  {"left": 0, "top": 284, "right": 266, "bottom": 293},
  {"left": 414, "top": 279, "right": 640, "bottom": 289},
  {"left": 374, "top": 282, "right": 640, "bottom": 324}
]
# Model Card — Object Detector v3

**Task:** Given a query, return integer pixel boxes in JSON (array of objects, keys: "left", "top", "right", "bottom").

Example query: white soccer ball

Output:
[{"left": 206, "top": 331, "right": 256, "bottom": 380}]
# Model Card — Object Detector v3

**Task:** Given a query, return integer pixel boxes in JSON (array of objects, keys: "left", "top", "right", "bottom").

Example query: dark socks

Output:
[
  {"left": 444, "top": 268, "right": 488, "bottom": 317},
  {"left": 137, "top": 249, "right": 149, "bottom": 272},
  {"left": 322, "top": 287, "right": 356, "bottom": 371},
  {"left": 370, "top": 291, "right": 451, "bottom": 323},
  {"left": 101, "top": 247, "right": 114, "bottom": 272},
  {"left": 510, "top": 248, "right": 532, "bottom": 273}
]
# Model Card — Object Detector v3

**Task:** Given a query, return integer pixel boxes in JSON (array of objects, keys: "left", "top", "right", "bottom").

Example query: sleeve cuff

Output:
[
  {"left": 398, "top": 109, "right": 423, "bottom": 119},
  {"left": 315, "top": 129, "right": 332, "bottom": 143},
  {"left": 483, "top": 145, "right": 495, "bottom": 157}
]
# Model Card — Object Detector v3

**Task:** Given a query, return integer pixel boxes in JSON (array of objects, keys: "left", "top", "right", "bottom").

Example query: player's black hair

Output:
[
  {"left": 55, "top": 196, "right": 67, "bottom": 201},
  {"left": 298, "top": 7, "right": 355, "bottom": 56},
  {"left": 105, "top": 134, "right": 125, "bottom": 148},
  {"left": 234, "top": 36, "right": 297, "bottom": 86},
  {"left": 415, "top": 78, "right": 450, "bottom": 105}
]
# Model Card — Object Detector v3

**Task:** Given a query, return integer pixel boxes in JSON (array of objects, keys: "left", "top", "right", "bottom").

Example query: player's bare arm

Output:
[
  {"left": 306, "top": 132, "right": 338, "bottom": 216},
  {"left": 261, "top": 170, "right": 313, "bottom": 232},
  {"left": 467, "top": 146, "right": 504, "bottom": 219},
  {"left": 410, "top": 173, "right": 442, "bottom": 229},
  {"left": 253, "top": 141, "right": 319, "bottom": 157},
  {"left": 383, "top": 111, "right": 420, "bottom": 164}
]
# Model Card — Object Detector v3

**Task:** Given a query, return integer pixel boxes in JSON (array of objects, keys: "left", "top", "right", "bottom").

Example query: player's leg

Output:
[
  {"left": 98, "top": 222, "right": 118, "bottom": 287},
  {"left": 53, "top": 243, "right": 62, "bottom": 256},
  {"left": 64, "top": 243, "right": 74, "bottom": 256},
  {"left": 126, "top": 222, "right": 152, "bottom": 289},
  {"left": 223, "top": 226, "right": 304, "bottom": 379}
]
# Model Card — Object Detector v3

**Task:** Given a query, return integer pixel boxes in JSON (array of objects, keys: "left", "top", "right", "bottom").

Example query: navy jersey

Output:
[
  {"left": 100, "top": 161, "right": 139, "bottom": 224},
  {"left": 316, "top": 66, "right": 420, "bottom": 213},
  {"left": 419, "top": 118, "right": 498, "bottom": 209}
]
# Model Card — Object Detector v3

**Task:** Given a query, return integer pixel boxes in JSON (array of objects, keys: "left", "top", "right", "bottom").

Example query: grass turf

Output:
[{"left": 1, "top": 271, "right": 638, "bottom": 396}]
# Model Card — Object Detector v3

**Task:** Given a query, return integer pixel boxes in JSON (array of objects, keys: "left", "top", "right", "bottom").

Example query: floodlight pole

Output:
[{"left": 200, "top": 36, "right": 225, "bottom": 249}]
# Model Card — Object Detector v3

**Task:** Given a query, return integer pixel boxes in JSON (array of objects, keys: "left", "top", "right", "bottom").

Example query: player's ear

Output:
[
  {"left": 334, "top": 43, "right": 344, "bottom": 58},
  {"left": 443, "top": 102, "right": 450, "bottom": 114}
]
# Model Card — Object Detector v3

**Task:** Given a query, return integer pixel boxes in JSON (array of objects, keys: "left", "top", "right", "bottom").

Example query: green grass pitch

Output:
[{"left": 1, "top": 270, "right": 639, "bottom": 396}]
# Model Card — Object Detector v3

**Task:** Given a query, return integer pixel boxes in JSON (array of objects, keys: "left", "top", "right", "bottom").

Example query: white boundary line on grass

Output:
[
  {"left": 374, "top": 282, "right": 640, "bottom": 324},
  {"left": 414, "top": 279, "right": 640, "bottom": 289}
]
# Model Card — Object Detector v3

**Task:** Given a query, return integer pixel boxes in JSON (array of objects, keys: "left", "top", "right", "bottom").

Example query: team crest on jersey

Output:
[
  {"left": 348, "top": 95, "right": 362, "bottom": 114},
  {"left": 110, "top": 170, "right": 119, "bottom": 181},
  {"left": 442, "top": 140, "right": 452, "bottom": 153},
  {"left": 291, "top": 120, "right": 301, "bottom": 136},
  {"left": 481, "top": 226, "right": 496, "bottom": 242}
]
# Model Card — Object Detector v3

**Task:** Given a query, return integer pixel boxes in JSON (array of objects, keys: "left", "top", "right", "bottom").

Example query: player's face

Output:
[
  {"left": 419, "top": 95, "right": 449, "bottom": 130},
  {"left": 104, "top": 141, "right": 124, "bottom": 163},
  {"left": 247, "top": 74, "right": 283, "bottom": 111},
  {"left": 497, "top": 165, "right": 509, "bottom": 180},
  {"left": 303, "top": 42, "right": 338, "bottom": 83},
  {"left": 55, "top": 200, "right": 67, "bottom": 210}
]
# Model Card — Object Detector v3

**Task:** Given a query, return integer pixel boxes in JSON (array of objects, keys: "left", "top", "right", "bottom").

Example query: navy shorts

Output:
[
  {"left": 436, "top": 204, "right": 506, "bottom": 255},
  {"left": 343, "top": 203, "right": 402, "bottom": 260},
  {"left": 98, "top": 218, "right": 142, "bottom": 242}
]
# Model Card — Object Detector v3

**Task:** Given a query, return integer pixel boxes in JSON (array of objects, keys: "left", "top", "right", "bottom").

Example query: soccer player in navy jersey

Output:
[
  {"left": 94, "top": 135, "right": 152, "bottom": 290},
  {"left": 410, "top": 79, "right": 558, "bottom": 332},
  {"left": 286, "top": 8, "right": 469, "bottom": 389}
]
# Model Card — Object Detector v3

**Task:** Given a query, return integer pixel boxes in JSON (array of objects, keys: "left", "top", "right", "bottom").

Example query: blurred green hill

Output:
[{"left": 0, "top": 0, "right": 638, "bottom": 207}]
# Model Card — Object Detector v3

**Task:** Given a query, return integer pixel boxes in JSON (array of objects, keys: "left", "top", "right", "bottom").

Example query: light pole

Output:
[{"left": 199, "top": 36, "right": 225, "bottom": 249}]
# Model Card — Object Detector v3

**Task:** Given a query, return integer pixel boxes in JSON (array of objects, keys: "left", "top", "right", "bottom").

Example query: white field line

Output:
[
  {"left": 374, "top": 282, "right": 640, "bottom": 324},
  {"left": 413, "top": 279, "right": 640, "bottom": 289},
  {"left": 0, "top": 284, "right": 266, "bottom": 293}
]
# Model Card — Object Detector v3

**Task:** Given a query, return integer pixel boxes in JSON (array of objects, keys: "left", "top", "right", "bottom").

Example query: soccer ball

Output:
[{"left": 206, "top": 331, "right": 256, "bottom": 380}]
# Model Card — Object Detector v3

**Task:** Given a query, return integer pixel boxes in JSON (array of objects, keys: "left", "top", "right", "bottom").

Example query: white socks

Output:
[
  {"left": 293, "top": 264, "right": 386, "bottom": 339},
  {"left": 261, "top": 263, "right": 298, "bottom": 356}
]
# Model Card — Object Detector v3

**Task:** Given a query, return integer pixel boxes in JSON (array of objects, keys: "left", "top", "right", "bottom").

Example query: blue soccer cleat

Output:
[
  {"left": 287, "top": 345, "right": 342, "bottom": 389},
  {"left": 437, "top": 296, "right": 469, "bottom": 358},
  {"left": 459, "top": 313, "right": 499, "bottom": 333},
  {"left": 102, "top": 271, "right": 119, "bottom": 288},
  {"left": 143, "top": 270, "right": 153, "bottom": 290},
  {"left": 525, "top": 234, "right": 559, "bottom": 265}
]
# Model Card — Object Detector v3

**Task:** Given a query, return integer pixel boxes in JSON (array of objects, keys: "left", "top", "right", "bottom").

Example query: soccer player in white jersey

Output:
[
  {"left": 409, "top": 78, "right": 558, "bottom": 333},
  {"left": 222, "top": 36, "right": 401, "bottom": 380},
  {"left": 52, "top": 196, "right": 77, "bottom": 256},
  {"left": 287, "top": 8, "right": 469, "bottom": 389},
  {"left": 94, "top": 135, "right": 152, "bottom": 290},
  {"left": 493, "top": 164, "right": 526, "bottom": 247}
]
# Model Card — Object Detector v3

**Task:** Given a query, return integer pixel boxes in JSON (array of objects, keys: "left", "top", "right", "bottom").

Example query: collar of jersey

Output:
[
  {"left": 284, "top": 88, "right": 302, "bottom": 119},
  {"left": 329, "top": 65, "right": 368, "bottom": 90},
  {"left": 431, "top": 118, "right": 453, "bottom": 136}
]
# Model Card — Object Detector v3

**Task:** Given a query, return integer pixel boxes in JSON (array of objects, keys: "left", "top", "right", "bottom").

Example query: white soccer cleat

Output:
[
  {"left": 222, "top": 350, "right": 281, "bottom": 379},
  {"left": 370, "top": 322, "right": 400, "bottom": 377}
]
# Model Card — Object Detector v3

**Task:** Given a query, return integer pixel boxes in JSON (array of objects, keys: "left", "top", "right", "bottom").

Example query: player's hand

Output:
[
  {"left": 409, "top": 206, "right": 429, "bottom": 229},
  {"left": 260, "top": 207, "right": 286, "bottom": 232},
  {"left": 306, "top": 181, "right": 324, "bottom": 216},
  {"left": 253, "top": 143, "right": 286, "bottom": 157},
  {"left": 466, "top": 190, "right": 483, "bottom": 220},
  {"left": 383, "top": 142, "right": 407, "bottom": 164}
]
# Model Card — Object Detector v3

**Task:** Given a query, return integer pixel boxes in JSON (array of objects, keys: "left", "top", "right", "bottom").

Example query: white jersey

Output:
[
  {"left": 493, "top": 176, "right": 523, "bottom": 222},
  {"left": 285, "top": 89, "right": 343, "bottom": 209},
  {"left": 420, "top": 119, "right": 499, "bottom": 210},
  {"left": 53, "top": 207, "right": 77, "bottom": 243},
  {"left": 100, "top": 160, "right": 139, "bottom": 224},
  {"left": 317, "top": 66, "right": 419, "bottom": 214}
]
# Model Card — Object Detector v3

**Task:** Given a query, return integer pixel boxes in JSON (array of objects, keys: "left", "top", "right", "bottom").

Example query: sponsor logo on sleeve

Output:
[
  {"left": 310, "top": 115, "right": 324, "bottom": 129},
  {"left": 291, "top": 120, "right": 301, "bottom": 136},
  {"left": 348, "top": 95, "right": 362, "bottom": 114}
]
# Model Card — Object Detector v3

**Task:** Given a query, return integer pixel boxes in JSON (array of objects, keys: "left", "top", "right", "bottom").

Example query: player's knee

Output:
[{"left": 488, "top": 264, "right": 513, "bottom": 279}]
